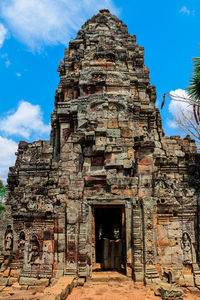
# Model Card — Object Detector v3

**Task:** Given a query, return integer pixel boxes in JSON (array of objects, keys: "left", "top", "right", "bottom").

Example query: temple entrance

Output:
[{"left": 93, "top": 206, "right": 126, "bottom": 271}]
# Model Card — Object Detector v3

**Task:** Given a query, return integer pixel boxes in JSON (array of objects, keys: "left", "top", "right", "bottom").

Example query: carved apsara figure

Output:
[
  {"left": 42, "top": 241, "right": 53, "bottom": 265},
  {"left": 181, "top": 232, "right": 192, "bottom": 264},
  {"left": 24, "top": 242, "right": 31, "bottom": 267},
  {"left": 5, "top": 225, "right": 13, "bottom": 251},
  {"left": 18, "top": 231, "right": 25, "bottom": 259},
  {"left": 28, "top": 235, "right": 40, "bottom": 264}
]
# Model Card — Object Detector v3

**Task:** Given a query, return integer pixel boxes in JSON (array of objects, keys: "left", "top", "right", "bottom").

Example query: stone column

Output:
[
  {"left": 65, "top": 201, "right": 80, "bottom": 276},
  {"left": 132, "top": 201, "right": 144, "bottom": 281},
  {"left": 78, "top": 202, "right": 91, "bottom": 277},
  {"left": 125, "top": 201, "right": 132, "bottom": 277},
  {"left": 135, "top": 141, "right": 160, "bottom": 284},
  {"left": 55, "top": 204, "right": 66, "bottom": 277}
]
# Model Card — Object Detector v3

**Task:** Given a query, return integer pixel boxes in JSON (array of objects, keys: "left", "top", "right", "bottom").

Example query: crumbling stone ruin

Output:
[{"left": 1, "top": 9, "right": 200, "bottom": 292}]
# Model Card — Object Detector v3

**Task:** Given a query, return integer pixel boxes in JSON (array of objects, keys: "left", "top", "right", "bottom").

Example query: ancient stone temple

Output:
[{"left": 1, "top": 9, "right": 200, "bottom": 289}]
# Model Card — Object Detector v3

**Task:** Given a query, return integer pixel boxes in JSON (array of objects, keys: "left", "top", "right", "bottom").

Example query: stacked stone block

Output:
[{"left": 0, "top": 9, "right": 199, "bottom": 289}]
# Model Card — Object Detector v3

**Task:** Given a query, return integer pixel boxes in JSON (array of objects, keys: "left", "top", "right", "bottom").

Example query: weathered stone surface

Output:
[
  {"left": 160, "top": 285, "right": 183, "bottom": 300},
  {"left": 0, "top": 8, "right": 200, "bottom": 291},
  {"left": 43, "top": 276, "right": 74, "bottom": 300},
  {"left": 19, "top": 277, "right": 49, "bottom": 287},
  {"left": 0, "top": 277, "right": 8, "bottom": 286}
]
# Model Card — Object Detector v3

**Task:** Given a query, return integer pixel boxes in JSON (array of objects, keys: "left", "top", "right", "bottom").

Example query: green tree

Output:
[
  {"left": 0, "top": 180, "right": 6, "bottom": 215},
  {"left": 164, "top": 55, "right": 200, "bottom": 148},
  {"left": 187, "top": 56, "right": 200, "bottom": 101}
]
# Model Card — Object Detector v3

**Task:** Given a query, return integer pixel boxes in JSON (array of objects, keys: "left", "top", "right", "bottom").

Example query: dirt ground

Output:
[
  {"left": 0, "top": 271, "right": 200, "bottom": 300},
  {"left": 67, "top": 271, "right": 200, "bottom": 300},
  {"left": 67, "top": 281, "right": 200, "bottom": 300},
  {"left": 68, "top": 281, "right": 159, "bottom": 300}
]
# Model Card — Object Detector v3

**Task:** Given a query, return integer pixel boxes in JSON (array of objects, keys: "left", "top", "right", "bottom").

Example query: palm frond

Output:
[{"left": 187, "top": 57, "right": 200, "bottom": 101}]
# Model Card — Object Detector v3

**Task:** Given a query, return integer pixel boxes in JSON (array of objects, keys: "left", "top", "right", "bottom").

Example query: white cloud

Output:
[
  {"left": 168, "top": 89, "right": 193, "bottom": 128},
  {"left": 0, "top": 136, "right": 18, "bottom": 183},
  {"left": 179, "top": 6, "right": 190, "bottom": 15},
  {"left": 1, "top": 53, "right": 11, "bottom": 67},
  {"left": 0, "top": 23, "right": 7, "bottom": 48},
  {"left": 0, "top": 101, "right": 50, "bottom": 139},
  {"left": 0, "top": 0, "right": 118, "bottom": 50},
  {"left": 5, "top": 59, "right": 11, "bottom": 67}
]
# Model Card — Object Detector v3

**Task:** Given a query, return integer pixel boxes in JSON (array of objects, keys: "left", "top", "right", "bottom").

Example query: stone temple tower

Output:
[{"left": 1, "top": 9, "right": 200, "bottom": 287}]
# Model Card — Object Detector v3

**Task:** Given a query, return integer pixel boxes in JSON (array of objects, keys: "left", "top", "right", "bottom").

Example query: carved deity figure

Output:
[
  {"left": 181, "top": 232, "right": 192, "bottom": 264},
  {"left": 18, "top": 231, "right": 25, "bottom": 259},
  {"left": 5, "top": 225, "right": 13, "bottom": 251},
  {"left": 23, "top": 242, "right": 30, "bottom": 267},
  {"left": 28, "top": 235, "right": 40, "bottom": 264},
  {"left": 42, "top": 241, "right": 53, "bottom": 265}
]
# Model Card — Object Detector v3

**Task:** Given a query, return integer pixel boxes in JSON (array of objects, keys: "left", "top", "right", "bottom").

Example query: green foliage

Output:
[
  {"left": 0, "top": 179, "right": 3, "bottom": 189},
  {"left": 0, "top": 203, "right": 5, "bottom": 214},
  {"left": 187, "top": 57, "right": 200, "bottom": 101},
  {"left": 0, "top": 180, "right": 6, "bottom": 215},
  {"left": 0, "top": 180, "right": 6, "bottom": 198},
  {"left": 0, "top": 186, "right": 6, "bottom": 198}
]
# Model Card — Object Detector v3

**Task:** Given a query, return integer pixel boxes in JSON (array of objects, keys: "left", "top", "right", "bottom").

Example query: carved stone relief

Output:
[{"left": 5, "top": 225, "right": 13, "bottom": 251}]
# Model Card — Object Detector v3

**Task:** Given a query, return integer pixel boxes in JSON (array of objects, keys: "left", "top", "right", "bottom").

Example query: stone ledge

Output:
[
  {"left": 41, "top": 276, "right": 75, "bottom": 300},
  {"left": 19, "top": 277, "right": 49, "bottom": 287}
]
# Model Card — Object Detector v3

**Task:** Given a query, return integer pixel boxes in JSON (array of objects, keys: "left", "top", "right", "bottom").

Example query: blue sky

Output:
[{"left": 0, "top": 0, "right": 199, "bottom": 182}]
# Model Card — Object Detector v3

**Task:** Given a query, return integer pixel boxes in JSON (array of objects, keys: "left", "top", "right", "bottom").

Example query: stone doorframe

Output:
[{"left": 88, "top": 200, "right": 133, "bottom": 277}]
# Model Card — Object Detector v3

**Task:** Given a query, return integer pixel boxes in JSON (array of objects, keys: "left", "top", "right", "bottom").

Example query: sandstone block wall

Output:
[{"left": 0, "top": 9, "right": 199, "bottom": 287}]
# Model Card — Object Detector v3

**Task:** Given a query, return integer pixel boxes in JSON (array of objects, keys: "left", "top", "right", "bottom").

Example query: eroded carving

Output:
[
  {"left": 181, "top": 232, "right": 192, "bottom": 265},
  {"left": 18, "top": 231, "right": 25, "bottom": 259},
  {"left": 5, "top": 225, "right": 13, "bottom": 251},
  {"left": 28, "top": 235, "right": 40, "bottom": 264}
]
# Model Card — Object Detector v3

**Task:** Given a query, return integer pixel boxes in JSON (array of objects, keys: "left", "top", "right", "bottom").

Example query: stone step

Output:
[
  {"left": 192, "top": 264, "right": 200, "bottom": 288},
  {"left": 146, "top": 269, "right": 159, "bottom": 274},
  {"left": 9, "top": 262, "right": 23, "bottom": 268},
  {"left": 40, "top": 276, "right": 75, "bottom": 300},
  {"left": 146, "top": 271, "right": 159, "bottom": 277},
  {"left": 146, "top": 275, "right": 159, "bottom": 279},
  {"left": 89, "top": 271, "right": 131, "bottom": 283},
  {"left": 20, "top": 270, "right": 52, "bottom": 279},
  {"left": 145, "top": 266, "right": 160, "bottom": 281},
  {"left": 193, "top": 267, "right": 200, "bottom": 272},
  {"left": 193, "top": 264, "right": 200, "bottom": 269},
  {"left": 193, "top": 264, "right": 200, "bottom": 275}
]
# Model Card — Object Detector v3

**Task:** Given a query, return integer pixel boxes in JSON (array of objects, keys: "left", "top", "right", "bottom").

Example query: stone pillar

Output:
[
  {"left": 125, "top": 201, "right": 133, "bottom": 277},
  {"left": 132, "top": 201, "right": 144, "bottom": 281},
  {"left": 52, "top": 121, "right": 60, "bottom": 161},
  {"left": 135, "top": 141, "right": 160, "bottom": 284},
  {"left": 65, "top": 201, "right": 80, "bottom": 276},
  {"left": 78, "top": 203, "right": 91, "bottom": 277},
  {"left": 142, "top": 196, "right": 160, "bottom": 284},
  {"left": 55, "top": 204, "right": 66, "bottom": 277}
]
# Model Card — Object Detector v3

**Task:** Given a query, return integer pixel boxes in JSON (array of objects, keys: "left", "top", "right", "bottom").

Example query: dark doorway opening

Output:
[{"left": 94, "top": 206, "right": 125, "bottom": 270}]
